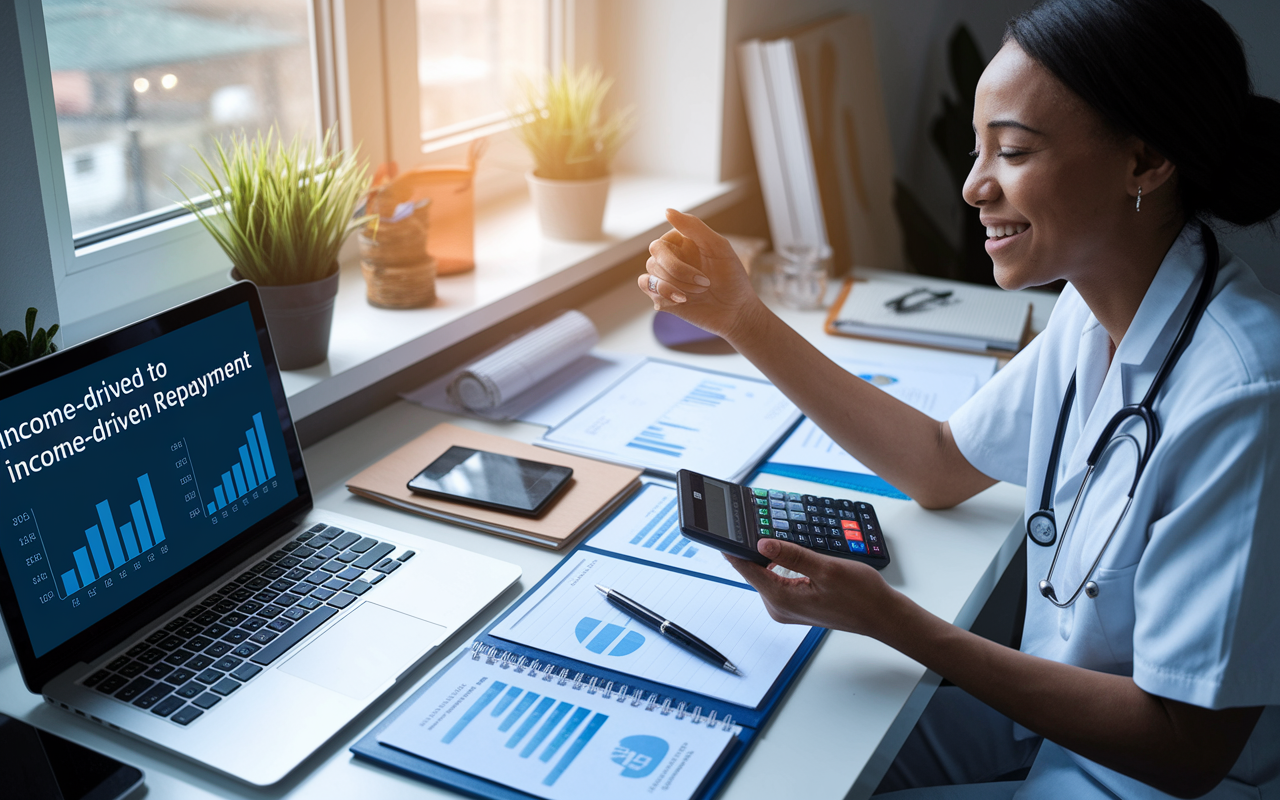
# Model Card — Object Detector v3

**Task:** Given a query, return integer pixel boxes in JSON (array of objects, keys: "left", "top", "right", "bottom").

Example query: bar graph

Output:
[
  {"left": 582, "top": 484, "right": 742, "bottom": 582},
  {"left": 628, "top": 497, "right": 699, "bottom": 558},
  {"left": 544, "top": 361, "right": 799, "bottom": 482},
  {"left": 438, "top": 678, "right": 609, "bottom": 787},
  {"left": 625, "top": 379, "right": 732, "bottom": 459},
  {"left": 204, "top": 412, "right": 278, "bottom": 516},
  {"left": 57, "top": 474, "right": 167, "bottom": 598}
]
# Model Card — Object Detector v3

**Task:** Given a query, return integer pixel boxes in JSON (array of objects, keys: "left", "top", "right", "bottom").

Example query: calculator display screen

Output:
[{"left": 699, "top": 477, "right": 745, "bottom": 544}]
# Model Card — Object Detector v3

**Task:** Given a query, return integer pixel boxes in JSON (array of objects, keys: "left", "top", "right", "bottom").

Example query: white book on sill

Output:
[
  {"left": 738, "top": 38, "right": 799, "bottom": 248},
  {"left": 830, "top": 276, "right": 1032, "bottom": 354},
  {"left": 762, "top": 38, "right": 828, "bottom": 252}
]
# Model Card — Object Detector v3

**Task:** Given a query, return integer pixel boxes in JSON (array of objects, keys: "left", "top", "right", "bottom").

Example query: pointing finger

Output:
[{"left": 665, "top": 209, "right": 736, "bottom": 259}]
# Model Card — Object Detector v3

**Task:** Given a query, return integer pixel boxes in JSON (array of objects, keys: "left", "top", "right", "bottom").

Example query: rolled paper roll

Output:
[{"left": 447, "top": 310, "right": 599, "bottom": 412}]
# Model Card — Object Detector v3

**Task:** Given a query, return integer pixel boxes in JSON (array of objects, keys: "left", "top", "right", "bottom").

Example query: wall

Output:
[
  {"left": 596, "top": 0, "right": 729, "bottom": 182},
  {"left": 0, "top": 0, "right": 59, "bottom": 346},
  {"left": 715, "top": 0, "right": 1279, "bottom": 272},
  {"left": 1204, "top": 0, "right": 1280, "bottom": 277}
]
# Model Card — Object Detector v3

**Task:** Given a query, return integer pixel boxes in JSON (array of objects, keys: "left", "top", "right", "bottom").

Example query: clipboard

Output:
[{"left": 351, "top": 481, "right": 826, "bottom": 800}]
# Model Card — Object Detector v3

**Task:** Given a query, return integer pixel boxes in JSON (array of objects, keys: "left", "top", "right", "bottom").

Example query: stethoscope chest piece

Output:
[{"left": 1027, "top": 510, "right": 1057, "bottom": 546}]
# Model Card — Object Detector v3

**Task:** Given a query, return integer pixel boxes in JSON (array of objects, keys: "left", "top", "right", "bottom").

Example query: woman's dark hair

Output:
[{"left": 1005, "top": 0, "right": 1280, "bottom": 226}]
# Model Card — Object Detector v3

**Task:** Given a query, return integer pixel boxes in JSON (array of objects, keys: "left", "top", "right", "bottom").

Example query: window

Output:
[
  {"left": 44, "top": 0, "right": 318, "bottom": 244},
  {"left": 13, "top": 0, "right": 575, "bottom": 342},
  {"left": 415, "top": 0, "right": 549, "bottom": 146}
]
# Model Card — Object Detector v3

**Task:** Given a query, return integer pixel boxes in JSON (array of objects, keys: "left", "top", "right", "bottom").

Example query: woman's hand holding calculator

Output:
[{"left": 724, "top": 539, "right": 897, "bottom": 639}]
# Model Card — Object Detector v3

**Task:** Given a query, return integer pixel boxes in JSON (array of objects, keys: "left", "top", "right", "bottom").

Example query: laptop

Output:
[{"left": 0, "top": 282, "right": 521, "bottom": 785}]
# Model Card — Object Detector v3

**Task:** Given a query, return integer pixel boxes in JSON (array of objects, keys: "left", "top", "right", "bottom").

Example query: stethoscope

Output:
[{"left": 1026, "top": 222, "right": 1219, "bottom": 608}]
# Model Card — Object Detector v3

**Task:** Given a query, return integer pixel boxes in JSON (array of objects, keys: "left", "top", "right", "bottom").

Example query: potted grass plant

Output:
[
  {"left": 512, "top": 65, "right": 633, "bottom": 240},
  {"left": 174, "top": 128, "right": 370, "bottom": 369}
]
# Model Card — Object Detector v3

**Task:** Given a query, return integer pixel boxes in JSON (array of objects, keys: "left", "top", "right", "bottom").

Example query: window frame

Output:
[{"left": 17, "top": 0, "right": 572, "bottom": 344}]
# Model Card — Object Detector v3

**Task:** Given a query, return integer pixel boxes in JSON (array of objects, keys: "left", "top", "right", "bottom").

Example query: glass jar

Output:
[{"left": 774, "top": 244, "right": 831, "bottom": 310}]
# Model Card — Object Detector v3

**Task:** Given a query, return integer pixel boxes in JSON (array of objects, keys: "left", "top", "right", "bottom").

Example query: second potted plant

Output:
[
  {"left": 176, "top": 128, "right": 369, "bottom": 370},
  {"left": 513, "top": 65, "right": 633, "bottom": 240}
]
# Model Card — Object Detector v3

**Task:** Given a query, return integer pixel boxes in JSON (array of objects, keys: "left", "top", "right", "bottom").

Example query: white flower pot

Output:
[{"left": 526, "top": 173, "right": 610, "bottom": 241}]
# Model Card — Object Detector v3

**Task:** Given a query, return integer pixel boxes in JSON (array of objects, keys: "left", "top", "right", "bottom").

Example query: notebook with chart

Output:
[
  {"left": 352, "top": 481, "right": 826, "bottom": 800},
  {"left": 760, "top": 346, "right": 997, "bottom": 499},
  {"left": 826, "top": 275, "right": 1033, "bottom": 354},
  {"left": 539, "top": 360, "right": 801, "bottom": 484}
]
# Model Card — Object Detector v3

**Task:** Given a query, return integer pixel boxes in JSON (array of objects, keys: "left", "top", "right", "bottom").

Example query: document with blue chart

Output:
[
  {"left": 581, "top": 483, "right": 742, "bottom": 583},
  {"left": 488, "top": 553, "right": 809, "bottom": 707},
  {"left": 376, "top": 654, "right": 736, "bottom": 800},
  {"left": 0, "top": 301, "right": 297, "bottom": 657},
  {"left": 539, "top": 360, "right": 800, "bottom": 483},
  {"left": 761, "top": 348, "right": 995, "bottom": 497}
]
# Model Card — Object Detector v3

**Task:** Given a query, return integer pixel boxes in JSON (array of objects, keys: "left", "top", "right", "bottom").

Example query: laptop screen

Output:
[{"left": 0, "top": 299, "right": 299, "bottom": 658}]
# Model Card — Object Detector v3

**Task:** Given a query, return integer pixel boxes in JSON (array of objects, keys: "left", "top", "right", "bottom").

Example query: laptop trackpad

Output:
[{"left": 278, "top": 603, "right": 447, "bottom": 700}]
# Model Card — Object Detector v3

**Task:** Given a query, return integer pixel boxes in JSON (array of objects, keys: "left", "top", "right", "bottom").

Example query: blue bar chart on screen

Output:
[
  {"left": 203, "top": 412, "right": 279, "bottom": 520},
  {"left": 0, "top": 302, "right": 298, "bottom": 657}
]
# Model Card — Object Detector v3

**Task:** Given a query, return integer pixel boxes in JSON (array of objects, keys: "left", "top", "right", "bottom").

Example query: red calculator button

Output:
[
  {"left": 846, "top": 530, "right": 864, "bottom": 542},
  {"left": 841, "top": 519, "right": 860, "bottom": 531}
]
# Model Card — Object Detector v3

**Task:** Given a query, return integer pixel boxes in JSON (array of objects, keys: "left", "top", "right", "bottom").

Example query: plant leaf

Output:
[
  {"left": 29, "top": 329, "right": 47, "bottom": 360},
  {"left": 1, "top": 330, "right": 27, "bottom": 367}
]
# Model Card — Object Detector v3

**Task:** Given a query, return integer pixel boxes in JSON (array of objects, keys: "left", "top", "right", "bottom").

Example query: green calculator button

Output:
[
  {"left": 752, "top": 487, "right": 767, "bottom": 497},
  {"left": 759, "top": 515, "right": 771, "bottom": 526}
]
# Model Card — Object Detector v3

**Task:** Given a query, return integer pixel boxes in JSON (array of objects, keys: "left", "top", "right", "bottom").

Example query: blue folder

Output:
[{"left": 351, "top": 488, "right": 828, "bottom": 800}]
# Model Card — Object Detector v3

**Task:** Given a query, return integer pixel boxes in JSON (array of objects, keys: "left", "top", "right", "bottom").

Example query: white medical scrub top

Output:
[{"left": 950, "top": 222, "right": 1280, "bottom": 799}]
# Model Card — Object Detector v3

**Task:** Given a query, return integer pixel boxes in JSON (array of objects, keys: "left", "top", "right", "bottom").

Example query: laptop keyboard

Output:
[{"left": 77, "top": 523, "right": 413, "bottom": 726}]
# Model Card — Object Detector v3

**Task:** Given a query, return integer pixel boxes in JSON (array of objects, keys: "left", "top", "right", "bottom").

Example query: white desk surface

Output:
[{"left": 0, "top": 276, "right": 1028, "bottom": 800}]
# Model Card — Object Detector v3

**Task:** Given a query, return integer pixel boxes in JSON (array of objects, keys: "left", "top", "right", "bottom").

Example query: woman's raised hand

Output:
[{"left": 638, "top": 208, "right": 767, "bottom": 342}]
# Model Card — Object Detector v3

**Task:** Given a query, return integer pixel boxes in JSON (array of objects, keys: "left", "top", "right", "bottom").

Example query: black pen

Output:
[{"left": 595, "top": 584, "right": 742, "bottom": 675}]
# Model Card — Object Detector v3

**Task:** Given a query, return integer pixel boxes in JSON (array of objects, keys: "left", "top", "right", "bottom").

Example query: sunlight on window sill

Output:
[{"left": 277, "top": 174, "right": 748, "bottom": 422}]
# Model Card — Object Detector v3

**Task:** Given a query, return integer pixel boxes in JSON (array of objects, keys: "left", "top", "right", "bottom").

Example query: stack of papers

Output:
[
  {"left": 540, "top": 360, "right": 800, "bottom": 484},
  {"left": 768, "top": 349, "right": 996, "bottom": 477},
  {"left": 490, "top": 552, "right": 809, "bottom": 708}
]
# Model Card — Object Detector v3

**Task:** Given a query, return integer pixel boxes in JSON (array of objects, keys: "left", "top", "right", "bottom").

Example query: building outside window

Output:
[{"left": 44, "top": 0, "right": 316, "bottom": 243}]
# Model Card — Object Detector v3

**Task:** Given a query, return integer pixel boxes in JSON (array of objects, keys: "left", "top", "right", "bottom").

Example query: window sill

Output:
[{"left": 277, "top": 174, "right": 748, "bottom": 423}]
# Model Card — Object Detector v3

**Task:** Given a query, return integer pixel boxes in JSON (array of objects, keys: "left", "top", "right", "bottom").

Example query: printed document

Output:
[
  {"left": 540, "top": 360, "right": 799, "bottom": 483},
  {"left": 769, "top": 351, "right": 996, "bottom": 475},
  {"left": 583, "top": 483, "right": 744, "bottom": 584},
  {"left": 378, "top": 655, "right": 736, "bottom": 800},
  {"left": 490, "top": 554, "right": 809, "bottom": 708},
  {"left": 403, "top": 352, "right": 644, "bottom": 428}
]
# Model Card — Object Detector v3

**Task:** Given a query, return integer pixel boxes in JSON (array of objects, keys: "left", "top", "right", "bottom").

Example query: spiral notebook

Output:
[{"left": 352, "top": 482, "right": 826, "bottom": 800}]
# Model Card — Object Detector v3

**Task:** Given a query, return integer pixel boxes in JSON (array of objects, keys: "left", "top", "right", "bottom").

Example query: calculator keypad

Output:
[{"left": 750, "top": 488, "right": 887, "bottom": 561}]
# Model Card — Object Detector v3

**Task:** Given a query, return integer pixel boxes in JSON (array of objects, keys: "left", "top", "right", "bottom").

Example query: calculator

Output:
[{"left": 675, "top": 469, "right": 890, "bottom": 569}]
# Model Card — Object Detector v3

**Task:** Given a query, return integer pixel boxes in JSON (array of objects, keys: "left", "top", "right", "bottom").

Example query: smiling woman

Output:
[{"left": 638, "top": 1, "right": 1280, "bottom": 798}]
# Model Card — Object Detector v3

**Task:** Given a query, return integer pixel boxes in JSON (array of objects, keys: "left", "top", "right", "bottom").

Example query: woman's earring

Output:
[{"left": 1136, "top": 186, "right": 1142, "bottom": 213}]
